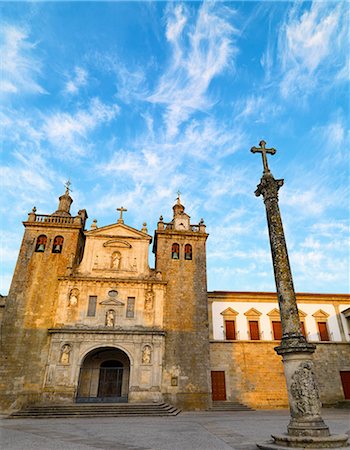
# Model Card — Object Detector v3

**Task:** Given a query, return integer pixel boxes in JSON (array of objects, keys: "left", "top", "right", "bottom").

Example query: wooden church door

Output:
[{"left": 211, "top": 371, "right": 226, "bottom": 401}]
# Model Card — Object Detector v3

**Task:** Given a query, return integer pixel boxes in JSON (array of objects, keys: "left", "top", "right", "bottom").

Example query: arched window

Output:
[
  {"left": 184, "top": 244, "right": 192, "bottom": 260},
  {"left": 52, "top": 236, "right": 64, "bottom": 253},
  {"left": 171, "top": 243, "right": 180, "bottom": 259},
  {"left": 35, "top": 235, "right": 47, "bottom": 252}
]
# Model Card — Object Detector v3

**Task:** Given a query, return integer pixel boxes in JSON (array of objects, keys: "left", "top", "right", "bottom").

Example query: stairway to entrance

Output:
[
  {"left": 9, "top": 402, "right": 181, "bottom": 419},
  {"left": 210, "top": 401, "right": 254, "bottom": 411}
]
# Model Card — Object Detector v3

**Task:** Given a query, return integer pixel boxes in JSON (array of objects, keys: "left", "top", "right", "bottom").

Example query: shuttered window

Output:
[
  {"left": 249, "top": 320, "right": 260, "bottom": 340},
  {"left": 318, "top": 322, "right": 330, "bottom": 341},
  {"left": 225, "top": 320, "right": 236, "bottom": 340},
  {"left": 272, "top": 321, "right": 282, "bottom": 340}
]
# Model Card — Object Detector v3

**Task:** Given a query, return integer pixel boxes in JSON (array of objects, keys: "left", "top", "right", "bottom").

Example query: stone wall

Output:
[
  {"left": 154, "top": 229, "right": 211, "bottom": 410},
  {"left": 210, "top": 341, "right": 350, "bottom": 408},
  {"left": 313, "top": 343, "right": 350, "bottom": 405}
]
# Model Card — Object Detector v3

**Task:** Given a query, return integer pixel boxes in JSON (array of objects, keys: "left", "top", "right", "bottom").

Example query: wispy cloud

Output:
[
  {"left": 277, "top": 2, "right": 348, "bottom": 98},
  {"left": 43, "top": 98, "right": 120, "bottom": 156},
  {"left": 147, "top": 3, "right": 238, "bottom": 137},
  {"left": 234, "top": 95, "right": 282, "bottom": 124},
  {"left": 0, "top": 24, "right": 46, "bottom": 97},
  {"left": 64, "top": 66, "right": 88, "bottom": 95}
]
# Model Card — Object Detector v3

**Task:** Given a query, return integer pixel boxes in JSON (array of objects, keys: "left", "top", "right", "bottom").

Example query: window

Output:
[
  {"left": 312, "top": 309, "right": 330, "bottom": 342},
  {"left": 249, "top": 321, "right": 260, "bottom": 340},
  {"left": 244, "top": 308, "right": 262, "bottom": 340},
  {"left": 225, "top": 320, "right": 236, "bottom": 340},
  {"left": 318, "top": 322, "right": 330, "bottom": 341},
  {"left": 35, "top": 235, "right": 47, "bottom": 252},
  {"left": 126, "top": 297, "right": 135, "bottom": 318},
  {"left": 184, "top": 244, "right": 192, "bottom": 260},
  {"left": 220, "top": 308, "right": 238, "bottom": 340},
  {"left": 52, "top": 235, "right": 64, "bottom": 253},
  {"left": 87, "top": 296, "right": 97, "bottom": 316},
  {"left": 171, "top": 243, "right": 180, "bottom": 259},
  {"left": 272, "top": 321, "right": 282, "bottom": 340}
]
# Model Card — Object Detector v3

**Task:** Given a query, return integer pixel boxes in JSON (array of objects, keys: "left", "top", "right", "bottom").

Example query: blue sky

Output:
[{"left": 1, "top": 1, "right": 349, "bottom": 295}]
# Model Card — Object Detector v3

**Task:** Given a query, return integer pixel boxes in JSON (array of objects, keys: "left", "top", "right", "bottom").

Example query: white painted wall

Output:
[
  {"left": 339, "top": 304, "right": 350, "bottom": 342},
  {"left": 211, "top": 301, "right": 348, "bottom": 342}
]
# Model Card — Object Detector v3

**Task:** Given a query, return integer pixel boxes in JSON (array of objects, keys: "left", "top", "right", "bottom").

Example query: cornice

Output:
[{"left": 48, "top": 327, "right": 166, "bottom": 336}]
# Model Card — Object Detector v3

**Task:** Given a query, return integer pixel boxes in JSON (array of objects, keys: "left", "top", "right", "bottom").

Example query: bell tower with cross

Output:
[
  {"left": 153, "top": 194, "right": 210, "bottom": 411},
  {"left": 0, "top": 183, "right": 88, "bottom": 412}
]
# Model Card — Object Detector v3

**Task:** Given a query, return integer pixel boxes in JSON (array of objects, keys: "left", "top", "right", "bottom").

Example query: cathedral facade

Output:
[{"left": 0, "top": 188, "right": 349, "bottom": 413}]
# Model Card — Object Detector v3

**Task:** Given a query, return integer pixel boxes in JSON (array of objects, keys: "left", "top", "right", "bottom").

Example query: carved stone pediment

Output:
[
  {"left": 244, "top": 307, "right": 262, "bottom": 317},
  {"left": 103, "top": 239, "right": 132, "bottom": 248},
  {"left": 99, "top": 299, "right": 125, "bottom": 306},
  {"left": 220, "top": 307, "right": 239, "bottom": 317}
]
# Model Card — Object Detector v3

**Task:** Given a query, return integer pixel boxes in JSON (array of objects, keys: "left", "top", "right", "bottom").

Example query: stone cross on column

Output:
[
  {"left": 251, "top": 140, "right": 348, "bottom": 449},
  {"left": 117, "top": 206, "right": 127, "bottom": 224},
  {"left": 251, "top": 140, "right": 276, "bottom": 174}
]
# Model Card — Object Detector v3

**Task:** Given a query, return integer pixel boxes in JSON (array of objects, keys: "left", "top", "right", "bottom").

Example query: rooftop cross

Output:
[
  {"left": 64, "top": 180, "right": 72, "bottom": 194},
  {"left": 117, "top": 206, "right": 127, "bottom": 223},
  {"left": 251, "top": 140, "right": 276, "bottom": 174},
  {"left": 176, "top": 190, "right": 181, "bottom": 204}
]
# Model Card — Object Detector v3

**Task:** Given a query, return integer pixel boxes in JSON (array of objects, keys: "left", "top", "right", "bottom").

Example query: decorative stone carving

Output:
[
  {"left": 142, "top": 345, "right": 152, "bottom": 364},
  {"left": 144, "top": 288, "right": 154, "bottom": 311},
  {"left": 68, "top": 288, "right": 79, "bottom": 306},
  {"left": 290, "top": 362, "right": 321, "bottom": 417},
  {"left": 111, "top": 251, "right": 121, "bottom": 270},
  {"left": 106, "top": 309, "right": 115, "bottom": 327},
  {"left": 60, "top": 344, "right": 71, "bottom": 364}
]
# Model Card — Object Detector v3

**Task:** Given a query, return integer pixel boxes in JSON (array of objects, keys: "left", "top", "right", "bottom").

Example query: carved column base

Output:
[
  {"left": 257, "top": 433, "right": 349, "bottom": 449},
  {"left": 276, "top": 343, "right": 332, "bottom": 435},
  {"left": 287, "top": 416, "right": 330, "bottom": 437}
]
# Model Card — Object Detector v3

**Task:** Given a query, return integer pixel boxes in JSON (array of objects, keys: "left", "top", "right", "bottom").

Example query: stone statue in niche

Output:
[
  {"left": 142, "top": 345, "right": 152, "bottom": 364},
  {"left": 106, "top": 309, "right": 115, "bottom": 327},
  {"left": 290, "top": 361, "right": 322, "bottom": 417},
  {"left": 60, "top": 344, "right": 71, "bottom": 364},
  {"left": 68, "top": 288, "right": 79, "bottom": 306},
  {"left": 111, "top": 251, "right": 121, "bottom": 270},
  {"left": 144, "top": 288, "right": 154, "bottom": 311}
]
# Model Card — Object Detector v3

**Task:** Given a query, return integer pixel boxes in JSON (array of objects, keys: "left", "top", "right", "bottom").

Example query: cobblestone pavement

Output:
[{"left": 1, "top": 409, "right": 349, "bottom": 450}]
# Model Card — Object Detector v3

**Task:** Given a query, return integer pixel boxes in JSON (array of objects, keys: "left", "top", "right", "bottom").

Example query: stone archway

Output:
[{"left": 76, "top": 347, "right": 130, "bottom": 402}]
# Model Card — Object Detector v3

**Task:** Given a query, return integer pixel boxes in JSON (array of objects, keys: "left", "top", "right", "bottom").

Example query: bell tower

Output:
[
  {"left": 153, "top": 195, "right": 210, "bottom": 410},
  {"left": 0, "top": 185, "right": 87, "bottom": 412}
]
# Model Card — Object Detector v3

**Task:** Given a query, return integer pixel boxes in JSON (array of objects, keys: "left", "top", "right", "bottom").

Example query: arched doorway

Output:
[{"left": 76, "top": 347, "right": 130, "bottom": 403}]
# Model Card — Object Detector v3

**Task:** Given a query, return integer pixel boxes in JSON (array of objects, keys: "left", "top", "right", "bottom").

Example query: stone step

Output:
[
  {"left": 10, "top": 402, "right": 181, "bottom": 418},
  {"left": 210, "top": 401, "right": 254, "bottom": 411},
  {"left": 336, "top": 400, "right": 350, "bottom": 409}
]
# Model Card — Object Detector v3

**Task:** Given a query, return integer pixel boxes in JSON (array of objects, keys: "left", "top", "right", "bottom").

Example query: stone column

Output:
[{"left": 251, "top": 141, "right": 348, "bottom": 449}]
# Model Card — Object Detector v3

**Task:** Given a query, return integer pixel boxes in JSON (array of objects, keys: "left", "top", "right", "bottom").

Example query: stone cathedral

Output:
[
  {"left": 0, "top": 187, "right": 210, "bottom": 412},
  {"left": 1, "top": 187, "right": 349, "bottom": 414}
]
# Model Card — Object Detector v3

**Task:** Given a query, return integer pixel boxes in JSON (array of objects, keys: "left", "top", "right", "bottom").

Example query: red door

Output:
[
  {"left": 340, "top": 371, "right": 350, "bottom": 399},
  {"left": 211, "top": 371, "right": 226, "bottom": 401}
]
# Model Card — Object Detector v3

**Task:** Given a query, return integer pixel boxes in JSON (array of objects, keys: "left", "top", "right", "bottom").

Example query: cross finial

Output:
[
  {"left": 117, "top": 206, "right": 127, "bottom": 223},
  {"left": 251, "top": 140, "right": 276, "bottom": 174},
  {"left": 176, "top": 190, "right": 181, "bottom": 204},
  {"left": 64, "top": 180, "right": 72, "bottom": 194}
]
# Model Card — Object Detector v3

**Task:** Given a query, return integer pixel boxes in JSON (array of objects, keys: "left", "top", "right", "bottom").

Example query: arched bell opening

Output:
[{"left": 76, "top": 347, "right": 130, "bottom": 403}]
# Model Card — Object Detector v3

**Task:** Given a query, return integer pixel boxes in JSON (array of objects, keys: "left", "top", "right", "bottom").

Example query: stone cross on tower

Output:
[
  {"left": 251, "top": 140, "right": 276, "bottom": 174},
  {"left": 117, "top": 206, "right": 127, "bottom": 224},
  {"left": 251, "top": 140, "right": 348, "bottom": 450}
]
